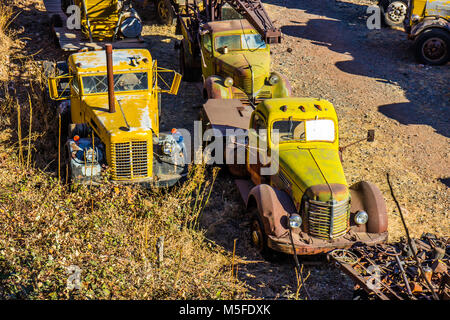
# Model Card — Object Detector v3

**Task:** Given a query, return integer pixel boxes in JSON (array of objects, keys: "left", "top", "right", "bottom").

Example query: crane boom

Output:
[
  {"left": 215, "top": 0, "right": 281, "bottom": 43},
  {"left": 179, "top": 0, "right": 281, "bottom": 43}
]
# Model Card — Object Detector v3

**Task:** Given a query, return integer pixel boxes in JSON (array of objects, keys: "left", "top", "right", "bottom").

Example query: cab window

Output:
[{"left": 202, "top": 33, "right": 212, "bottom": 53}]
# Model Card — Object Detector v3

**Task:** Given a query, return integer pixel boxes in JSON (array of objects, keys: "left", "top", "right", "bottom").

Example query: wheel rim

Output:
[
  {"left": 158, "top": 1, "right": 169, "bottom": 21},
  {"left": 422, "top": 37, "right": 447, "bottom": 63},
  {"left": 386, "top": 2, "right": 407, "bottom": 23},
  {"left": 251, "top": 220, "right": 264, "bottom": 251}
]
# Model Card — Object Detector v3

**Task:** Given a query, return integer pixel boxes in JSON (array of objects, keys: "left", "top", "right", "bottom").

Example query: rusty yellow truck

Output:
[
  {"left": 175, "top": 1, "right": 291, "bottom": 103},
  {"left": 201, "top": 97, "right": 389, "bottom": 255},
  {"left": 404, "top": 0, "right": 450, "bottom": 65},
  {"left": 47, "top": 45, "right": 186, "bottom": 187}
]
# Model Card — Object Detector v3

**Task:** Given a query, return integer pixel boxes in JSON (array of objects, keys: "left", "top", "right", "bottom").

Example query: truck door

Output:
[
  {"left": 70, "top": 71, "right": 83, "bottom": 125},
  {"left": 247, "top": 113, "right": 268, "bottom": 185},
  {"left": 200, "top": 32, "right": 214, "bottom": 77}
]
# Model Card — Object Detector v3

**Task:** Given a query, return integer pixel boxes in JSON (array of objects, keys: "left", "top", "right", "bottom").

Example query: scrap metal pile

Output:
[{"left": 328, "top": 234, "right": 449, "bottom": 300}]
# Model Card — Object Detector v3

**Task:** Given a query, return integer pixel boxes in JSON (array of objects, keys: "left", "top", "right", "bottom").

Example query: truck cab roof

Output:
[
  {"left": 256, "top": 97, "right": 338, "bottom": 123},
  {"left": 203, "top": 19, "right": 256, "bottom": 34},
  {"left": 69, "top": 49, "right": 153, "bottom": 75}
]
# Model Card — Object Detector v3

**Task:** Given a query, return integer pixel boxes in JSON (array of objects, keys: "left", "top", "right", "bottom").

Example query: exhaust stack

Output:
[{"left": 105, "top": 44, "right": 115, "bottom": 113}]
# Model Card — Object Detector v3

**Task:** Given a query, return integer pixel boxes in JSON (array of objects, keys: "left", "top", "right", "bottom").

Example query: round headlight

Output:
[
  {"left": 224, "top": 77, "right": 234, "bottom": 88},
  {"left": 163, "top": 142, "right": 173, "bottom": 155},
  {"left": 411, "top": 14, "right": 420, "bottom": 23},
  {"left": 268, "top": 74, "right": 280, "bottom": 85},
  {"left": 85, "top": 148, "right": 97, "bottom": 163},
  {"left": 354, "top": 210, "right": 369, "bottom": 225},
  {"left": 289, "top": 214, "right": 302, "bottom": 229}
]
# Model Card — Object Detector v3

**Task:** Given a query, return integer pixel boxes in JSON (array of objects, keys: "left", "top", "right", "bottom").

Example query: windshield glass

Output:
[
  {"left": 215, "top": 34, "right": 266, "bottom": 51},
  {"left": 82, "top": 72, "right": 148, "bottom": 94},
  {"left": 272, "top": 119, "right": 335, "bottom": 143}
]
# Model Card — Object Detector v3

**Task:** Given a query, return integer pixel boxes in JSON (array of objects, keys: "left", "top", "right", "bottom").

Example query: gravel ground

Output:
[{"left": 5, "top": 0, "right": 449, "bottom": 300}]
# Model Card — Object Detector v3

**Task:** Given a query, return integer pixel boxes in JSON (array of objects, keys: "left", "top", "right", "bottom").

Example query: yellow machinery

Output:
[
  {"left": 405, "top": 0, "right": 450, "bottom": 64},
  {"left": 47, "top": 46, "right": 186, "bottom": 187},
  {"left": 72, "top": 0, "right": 143, "bottom": 41}
]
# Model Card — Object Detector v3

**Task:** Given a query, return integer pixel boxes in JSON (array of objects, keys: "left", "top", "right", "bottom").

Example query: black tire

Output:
[
  {"left": 156, "top": 0, "right": 176, "bottom": 26},
  {"left": 249, "top": 208, "right": 277, "bottom": 260},
  {"left": 379, "top": 0, "right": 408, "bottom": 28},
  {"left": 414, "top": 28, "right": 450, "bottom": 65}
]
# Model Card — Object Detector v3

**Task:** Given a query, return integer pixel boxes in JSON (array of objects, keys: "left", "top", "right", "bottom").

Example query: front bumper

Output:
[{"left": 267, "top": 231, "right": 389, "bottom": 255}]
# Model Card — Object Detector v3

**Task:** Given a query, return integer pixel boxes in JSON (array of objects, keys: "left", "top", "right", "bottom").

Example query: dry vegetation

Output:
[
  {"left": 0, "top": 3, "right": 14, "bottom": 81},
  {"left": 0, "top": 6, "right": 248, "bottom": 300}
]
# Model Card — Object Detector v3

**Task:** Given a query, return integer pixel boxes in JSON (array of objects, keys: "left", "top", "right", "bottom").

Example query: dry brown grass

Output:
[
  {"left": 0, "top": 5, "right": 248, "bottom": 300},
  {"left": 0, "top": 2, "right": 15, "bottom": 82},
  {"left": 0, "top": 149, "right": 249, "bottom": 299}
]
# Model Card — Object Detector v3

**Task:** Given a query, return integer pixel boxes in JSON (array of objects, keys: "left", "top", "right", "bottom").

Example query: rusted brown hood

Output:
[{"left": 215, "top": 51, "right": 270, "bottom": 94}]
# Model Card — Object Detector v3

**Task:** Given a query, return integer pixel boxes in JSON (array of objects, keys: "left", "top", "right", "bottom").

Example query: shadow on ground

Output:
[{"left": 266, "top": 0, "right": 450, "bottom": 138}]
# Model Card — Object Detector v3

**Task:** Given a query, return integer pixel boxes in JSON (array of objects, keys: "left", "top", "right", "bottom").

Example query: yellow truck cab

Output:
[
  {"left": 179, "top": 18, "right": 291, "bottom": 102},
  {"left": 202, "top": 97, "right": 389, "bottom": 255},
  {"left": 48, "top": 47, "right": 185, "bottom": 187},
  {"left": 200, "top": 19, "right": 292, "bottom": 102},
  {"left": 405, "top": 0, "right": 450, "bottom": 64}
]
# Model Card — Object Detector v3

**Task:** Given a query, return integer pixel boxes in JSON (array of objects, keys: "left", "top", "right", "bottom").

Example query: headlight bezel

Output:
[
  {"left": 163, "top": 141, "right": 173, "bottom": 155},
  {"left": 289, "top": 213, "right": 302, "bottom": 229},
  {"left": 268, "top": 73, "right": 280, "bottom": 86},
  {"left": 224, "top": 77, "right": 234, "bottom": 88},
  {"left": 354, "top": 210, "right": 369, "bottom": 225}
]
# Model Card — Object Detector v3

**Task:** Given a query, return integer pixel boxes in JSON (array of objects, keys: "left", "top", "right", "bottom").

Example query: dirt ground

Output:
[{"left": 3, "top": 0, "right": 449, "bottom": 300}]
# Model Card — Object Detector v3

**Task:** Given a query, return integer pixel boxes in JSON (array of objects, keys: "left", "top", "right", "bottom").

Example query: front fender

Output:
[
  {"left": 270, "top": 71, "right": 292, "bottom": 98},
  {"left": 410, "top": 17, "right": 450, "bottom": 39},
  {"left": 247, "top": 184, "right": 296, "bottom": 238},
  {"left": 349, "top": 181, "right": 388, "bottom": 233},
  {"left": 204, "top": 76, "right": 233, "bottom": 99}
]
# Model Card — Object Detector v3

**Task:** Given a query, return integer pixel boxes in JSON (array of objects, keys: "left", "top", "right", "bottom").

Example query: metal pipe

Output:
[
  {"left": 105, "top": 44, "right": 115, "bottom": 113},
  {"left": 394, "top": 254, "right": 415, "bottom": 299}
]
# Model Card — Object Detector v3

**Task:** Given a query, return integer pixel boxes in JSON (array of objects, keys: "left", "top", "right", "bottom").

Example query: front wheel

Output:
[
  {"left": 379, "top": 0, "right": 408, "bottom": 27},
  {"left": 156, "top": 0, "right": 176, "bottom": 25},
  {"left": 414, "top": 28, "right": 450, "bottom": 65}
]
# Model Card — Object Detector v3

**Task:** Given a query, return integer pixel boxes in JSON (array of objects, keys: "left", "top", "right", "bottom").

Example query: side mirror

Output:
[
  {"left": 48, "top": 75, "right": 73, "bottom": 101},
  {"left": 339, "top": 129, "right": 376, "bottom": 154},
  {"left": 157, "top": 69, "right": 182, "bottom": 95},
  {"left": 168, "top": 72, "right": 182, "bottom": 95}
]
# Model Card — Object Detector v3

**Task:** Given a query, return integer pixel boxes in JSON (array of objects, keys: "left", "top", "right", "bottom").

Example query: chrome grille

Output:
[
  {"left": 112, "top": 141, "right": 148, "bottom": 180},
  {"left": 307, "top": 198, "right": 350, "bottom": 240}
]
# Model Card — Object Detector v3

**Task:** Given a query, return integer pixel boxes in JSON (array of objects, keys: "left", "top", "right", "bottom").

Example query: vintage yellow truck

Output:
[
  {"left": 201, "top": 97, "right": 389, "bottom": 255},
  {"left": 47, "top": 46, "right": 186, "bottom": 187},
  {"left": 175, "top": 1, "right": 290, "bottom": 103},
  {"left": 196, "top": 19, "right": 291, "bottom": 102},
  {"left": 405, "top": 0, "right": 450, "bottom": 64}
]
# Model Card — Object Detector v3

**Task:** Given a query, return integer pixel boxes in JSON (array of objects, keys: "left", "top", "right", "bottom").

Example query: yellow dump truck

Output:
[{"left": 47, "top": 46, "right": 186, "bottom": 187}]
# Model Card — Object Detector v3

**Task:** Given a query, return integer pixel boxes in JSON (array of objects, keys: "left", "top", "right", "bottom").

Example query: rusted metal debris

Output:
[{"left": 328, "top": 233, "right": 450, "bottom": 300}]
